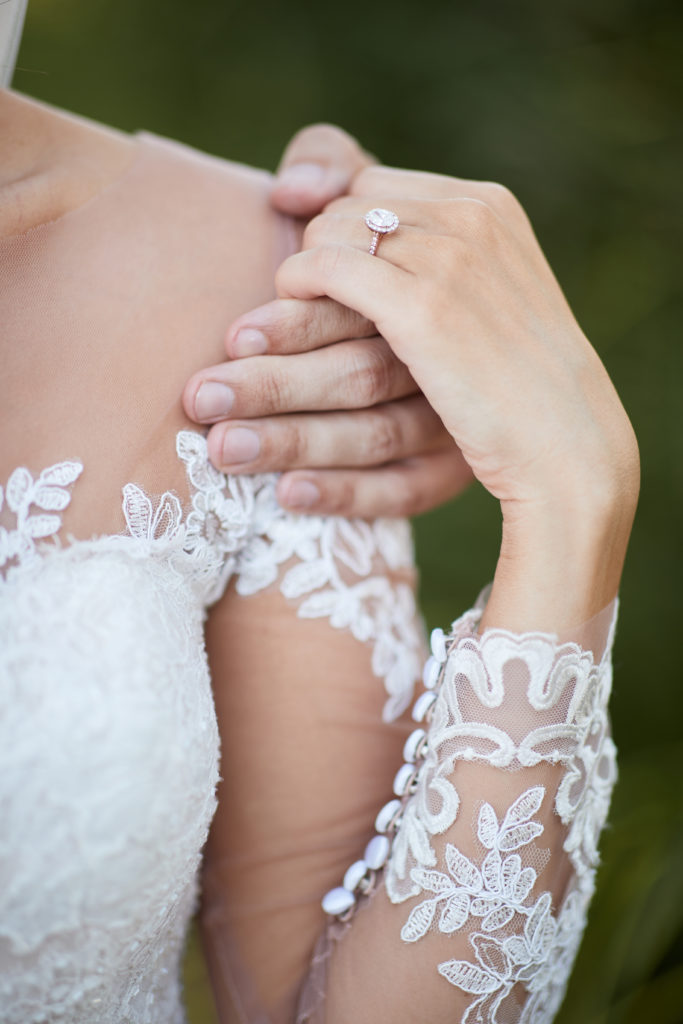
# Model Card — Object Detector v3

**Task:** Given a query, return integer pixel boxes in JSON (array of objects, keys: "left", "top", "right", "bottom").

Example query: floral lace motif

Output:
[
  {"left": 1, "top": 431, "right": 423, "bottom": 1023},
  {"left": 387, "top": 606, "right": 617, "bottom": 903},
  {"left": 315, "top": 604, "right": 617, "bottom": 1023},
  {"left": 139, "top": 431, "right": 423, "bottom": 721},
  {"left": 388, "top": 608, "right": 617, "bottom": 1023},
  {"left": 1, "top": 432, "right": 422, "bottom": 722},
  {"left": 403, "top": 786, "right": 588, "bottom": 1023}
]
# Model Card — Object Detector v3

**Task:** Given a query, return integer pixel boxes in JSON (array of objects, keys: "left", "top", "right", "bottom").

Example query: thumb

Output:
[{"left": 271, "top": 123, "right": 377, "bottom": 218}]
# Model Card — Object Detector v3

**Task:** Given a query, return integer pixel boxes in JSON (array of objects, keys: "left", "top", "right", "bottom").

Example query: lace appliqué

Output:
[
  {"left": 403, "top": 786, "right": 585, "bottom": 1023},
  {"left": 174, "top": 431, "right": 423, "bottom": 721},
  {"left": 1, "top": 432, "right": 423, "bottom": 722},
  {"left": 318, "top": 604, "right": 617, "bottom": 1024},
  {"left": 0, "top": 461, "right": 83, "bottom": 575},
  {"left": 387, "top": 607, "right": 617, "bottom": 903}
]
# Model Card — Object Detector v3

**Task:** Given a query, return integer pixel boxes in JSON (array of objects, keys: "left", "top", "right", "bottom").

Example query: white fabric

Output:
[
  {"left": 0, "top": 0, "right": 27, "bottom": 87},
  {"left": 297, "top": 599, "right": 618, "bottom": 1024},
  {"left": 0, "top": 431, "right": 421, "bottom": 1023}
]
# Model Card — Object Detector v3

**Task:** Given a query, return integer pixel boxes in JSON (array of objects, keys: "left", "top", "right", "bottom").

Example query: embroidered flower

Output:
[{"left": 184, "top": 487, "right": 250, "bottom": 554}]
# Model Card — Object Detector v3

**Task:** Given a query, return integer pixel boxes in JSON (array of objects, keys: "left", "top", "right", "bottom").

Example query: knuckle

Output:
[
  {"left": 321, "top": 476, "right": 356, "bottom": 516},
  {"left": 277, "top": 420, "right": 304, "bottom": 466},
  {"left": 386, "top": 471, "right": 417, "bottom": 517},
  {"left": 459, "top": 197, "right": 497, "bottom": 236},
  {"left": 255, "top": 368, "right": 287, "bottom": 412},
  {"left": 368, "top": 410, "right": 403, "bottom": 464},
  {"left": 293, "top": 299, "right": 321, "bottom": 341},
  {"left": 346, "top": 341, "right": 395, "bottom": 406},
  {"left": 481, "top": 181, "right": 521, "bottom": 215}
]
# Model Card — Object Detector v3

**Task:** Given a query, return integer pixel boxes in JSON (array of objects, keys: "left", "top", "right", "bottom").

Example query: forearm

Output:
[{"left": 314, "top": 581, "right": 620, "bottom": 1023}]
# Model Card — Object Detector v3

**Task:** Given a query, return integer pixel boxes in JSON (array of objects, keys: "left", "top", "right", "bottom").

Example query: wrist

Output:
[{"left": 480, "top": 486, "right": 636, "bottom": 636}]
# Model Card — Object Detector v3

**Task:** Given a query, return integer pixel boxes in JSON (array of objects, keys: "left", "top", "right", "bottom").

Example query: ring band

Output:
[{"left": 364, "top": 208, "right": 399, "bottom": 256}]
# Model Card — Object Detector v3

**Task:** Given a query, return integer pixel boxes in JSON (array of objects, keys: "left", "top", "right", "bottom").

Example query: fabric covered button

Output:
[
  {"left": 343, "top": 860, "right": 369, "bottom": 892},
  {"left": 403, "top": 728, "right": 427, "bottom": 763},
  {"left": 412, "top": 690, "right": 437, "bottom": 722},
  {"left": 375, "top": 798, "right": 402, "bottom": 833},
  {"left": 322, "top": 887, "right": 356, "bottom": 916},
  {"left": 364, "top": 835, "right": 391, "bottom": 870}
]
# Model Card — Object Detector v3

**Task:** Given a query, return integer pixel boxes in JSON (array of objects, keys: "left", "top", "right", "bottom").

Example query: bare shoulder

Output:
[{"left": 0, "top": 96, "right": 288, "bottom": 531}]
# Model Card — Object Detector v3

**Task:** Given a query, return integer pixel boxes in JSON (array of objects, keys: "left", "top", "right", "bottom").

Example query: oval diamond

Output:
[{"left": 364, "top": 208, "right": 399, "bottom": 234}]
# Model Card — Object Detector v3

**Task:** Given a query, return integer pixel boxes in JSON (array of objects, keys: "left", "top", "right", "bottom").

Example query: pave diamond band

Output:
[{"left": 364, "top": 208, "right": 399, "bottom": 256}]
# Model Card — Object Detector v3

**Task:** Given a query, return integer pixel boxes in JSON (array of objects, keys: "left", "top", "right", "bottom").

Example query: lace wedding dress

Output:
[{"left": 0, "top": 127, "right": 618, "bottom": 1024}]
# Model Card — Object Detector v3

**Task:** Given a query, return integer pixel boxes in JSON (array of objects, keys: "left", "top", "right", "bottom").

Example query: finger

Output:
[
  {"left": 205, "top": 396, "right": 447, "bottom": 473},
  {"left": 224, "top": 297, "right": 375, "bottom": 358},
  {"left": 271, "top": 123, "right": 377, "bottom": 218},
  {"left": 275, "top": 448, "right": 474, "bottom": 518},
  {"left": 184, "top": 336, "right": 417, "bottom": 424},
  {"left": 346, "top": 165, "right": 530, "bottom": 231},
  {"left": 275, "top": 241, "right": 410, "bottom": 331}
]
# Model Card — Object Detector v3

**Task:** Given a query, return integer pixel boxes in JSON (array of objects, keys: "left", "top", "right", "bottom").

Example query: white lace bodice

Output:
[{"left": 0, "top": 432, "right": 422, "bottom": 1024}]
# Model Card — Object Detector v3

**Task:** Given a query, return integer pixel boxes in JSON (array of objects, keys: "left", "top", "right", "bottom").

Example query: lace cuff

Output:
[{"left": 309, "top": 596, "right": 618, "bottom": 1023}]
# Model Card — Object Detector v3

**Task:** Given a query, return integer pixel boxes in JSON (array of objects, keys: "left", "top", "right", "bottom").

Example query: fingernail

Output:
[
  {"left": 277, "top": 162, "right": 326, "bottom": 192},
  {"left": 194, "top": 381, "right": 234, "bottom": 421},
  {"left": 281, "top": 480, "right": 321, "bottom": 509},
  {"left": 221, "top": 427, "right": 260, "bottom": 465},
  {"left": 232, "top": 328, "right": 268, "bottom": 357}
]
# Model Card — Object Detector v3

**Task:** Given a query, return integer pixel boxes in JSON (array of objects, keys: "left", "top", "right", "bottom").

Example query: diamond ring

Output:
[{"left": 364, "top": 208, "right": 399, "bottom": 256}]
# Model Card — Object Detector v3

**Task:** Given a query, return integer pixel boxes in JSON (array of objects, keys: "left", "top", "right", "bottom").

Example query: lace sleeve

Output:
[{"left": 300, "top": 595, "right": 618, "bottom": 1024}]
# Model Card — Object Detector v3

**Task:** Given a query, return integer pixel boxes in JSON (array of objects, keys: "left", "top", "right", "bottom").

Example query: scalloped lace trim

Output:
[{"left": 314, "top": 605, "right": 618, "bottom": 1023}]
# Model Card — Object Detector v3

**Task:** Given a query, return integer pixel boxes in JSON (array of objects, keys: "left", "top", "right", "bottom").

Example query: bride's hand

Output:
[{"left": 276, "top": 167, "right": 640, "bottom": 632}]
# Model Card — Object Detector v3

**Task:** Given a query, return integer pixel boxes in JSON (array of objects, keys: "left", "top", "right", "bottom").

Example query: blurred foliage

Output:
[{"left": 14, "top": 0, "right": 683, "bottom": 1020}]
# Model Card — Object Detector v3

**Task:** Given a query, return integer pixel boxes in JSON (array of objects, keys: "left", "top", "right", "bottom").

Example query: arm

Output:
[
  {"left": 200, "top": 510, "right": 426, "bottom": 1022},
  {"left": 268, "top": 168, "right": 638, "bottom": 1022}
]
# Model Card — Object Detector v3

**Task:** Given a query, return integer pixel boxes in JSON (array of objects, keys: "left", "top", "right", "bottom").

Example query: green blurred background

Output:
[{"left": 14, "top": 0, "right": 683, "bottom": 1020}]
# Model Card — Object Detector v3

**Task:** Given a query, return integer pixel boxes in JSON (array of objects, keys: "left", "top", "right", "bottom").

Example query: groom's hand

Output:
[
  {"left": 183, "top": 124, "right": 472, "bottom": 518},
  {"left": 269, "top": 123, "right": 377, "bottom": 219}
]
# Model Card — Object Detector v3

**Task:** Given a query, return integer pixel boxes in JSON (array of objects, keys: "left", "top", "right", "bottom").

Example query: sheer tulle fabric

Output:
[
  {"left": 0, "top": 129, "right": 618, "bottom": 1024},
  {"left": 201, "top": 591, "right": 617, "bottom": 1024}
]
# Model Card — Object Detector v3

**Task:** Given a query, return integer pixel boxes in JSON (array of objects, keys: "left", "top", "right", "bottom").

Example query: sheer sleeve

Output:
[
  {"left": 295, "top": 593, "right": 618, "bottom": 1024},
  {"left": 200, "top": 476, "right": 618, "bottom": 1024},
  {"left": 198, "top": 504, "right": 426, "bottom": 1022}
]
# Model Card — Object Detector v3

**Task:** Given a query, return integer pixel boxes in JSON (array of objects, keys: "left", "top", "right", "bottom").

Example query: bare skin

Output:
[
  {"left": 1, "top": 97, "right": 467, "bottom": 521},
  {"left": 0, "top": 90, "right": 136, "bottom": 237}
]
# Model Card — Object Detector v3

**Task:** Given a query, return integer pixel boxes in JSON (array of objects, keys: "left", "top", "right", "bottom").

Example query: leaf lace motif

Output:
[
  {"left": 386, "top": 608, "right": 617, "bottom": 904},
  {"left": 0, "top": 461, "right": 83, "bottom": 574},
  {"left": 401, "top": 788, "right": 589, "bottom": 1023},
  {"left": 383, "top": 609, "right": 618, "bottom": 1023}
]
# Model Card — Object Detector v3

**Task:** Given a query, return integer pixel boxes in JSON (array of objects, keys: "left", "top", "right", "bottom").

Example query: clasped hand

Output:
[
  {"left": 184, "top": 126, "right": 639, "bottom": 632},
  {"left": 184, "top": 126, "right": 472, "bottom": 519}
]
